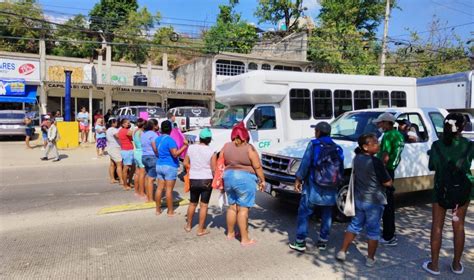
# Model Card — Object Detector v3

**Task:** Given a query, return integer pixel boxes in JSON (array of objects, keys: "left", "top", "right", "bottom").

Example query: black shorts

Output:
[{"left": 189, "top": 179, "right": 213, "bottom": 204}]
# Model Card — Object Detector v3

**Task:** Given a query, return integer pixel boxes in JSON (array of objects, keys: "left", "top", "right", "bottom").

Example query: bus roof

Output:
[
  {"left": 417, "top": 71, "right": 473, "bottom": 87},
  {"left": 216, "top": 70, "right": 416, "bottom": 106}
]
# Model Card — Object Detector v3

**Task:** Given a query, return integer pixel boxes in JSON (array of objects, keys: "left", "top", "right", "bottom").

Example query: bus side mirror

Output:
[{"left": 254, "top": 109, "right": 263, "bottom": 127}]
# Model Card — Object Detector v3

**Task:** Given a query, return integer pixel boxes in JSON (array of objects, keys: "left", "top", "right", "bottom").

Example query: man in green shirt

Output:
[{"left": 373, "top": 112, "right": 405, "bottom": 246}]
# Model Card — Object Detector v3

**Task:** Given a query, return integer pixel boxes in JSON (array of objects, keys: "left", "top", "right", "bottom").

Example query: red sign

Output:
[{"left": 18, "top": 63, "right": 36, "bottom": 76}]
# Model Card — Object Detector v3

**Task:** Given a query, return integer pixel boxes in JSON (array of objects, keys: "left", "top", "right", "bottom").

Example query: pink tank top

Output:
[{"left": 223, "top": 142, "right": 255, "bottom": 174}]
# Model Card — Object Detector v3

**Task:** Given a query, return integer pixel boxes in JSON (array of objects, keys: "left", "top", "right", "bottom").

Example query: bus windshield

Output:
[
  {"left": 331, "top": 111, "right": 386, "bottom": 141},
  {"left": 211, "top": 105, "right": 253, "bottom": 129}
]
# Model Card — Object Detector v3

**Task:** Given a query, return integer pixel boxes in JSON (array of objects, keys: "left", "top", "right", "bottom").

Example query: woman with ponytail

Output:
[{"left": 423, "top": 113, "right": 474, "bottom": 276}]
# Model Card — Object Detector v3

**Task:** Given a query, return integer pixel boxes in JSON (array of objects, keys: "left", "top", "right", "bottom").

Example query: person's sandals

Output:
[
  {"left": 197, "top": 229, "right": 210, "bottom": 237},
  {"left": 450, "top": 262, "right": 464, "bottom": 275},
  {"left": 241, "top": 239, "right": 257, "bottom": 247},
  {"left": 422, "top": 261, "right": 440, "bottom": 276},
  {"left": 184, "top": 225, "right": 192, "bottom": 233},
  {"left": 226, "top": 232, "right": 240, "bottom": 240}
]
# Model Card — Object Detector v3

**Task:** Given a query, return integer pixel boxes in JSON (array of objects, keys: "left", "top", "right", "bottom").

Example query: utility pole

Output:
[{"left": 379, "top": 0, "right": 391, "bottom": 76}]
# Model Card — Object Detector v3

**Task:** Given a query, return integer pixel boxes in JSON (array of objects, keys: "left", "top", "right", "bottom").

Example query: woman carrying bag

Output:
[
  {"left": 336, "top": 133, "right": 392, "bottom": 267},
  {"left": 219, "top": 122, "right": 265, "bottom": 247},
  {"left": 422, "top": 113, "right": 473, "bottom": 276},
  {"left": 183, "top": 128, "right": 217, "bottom": 236}
]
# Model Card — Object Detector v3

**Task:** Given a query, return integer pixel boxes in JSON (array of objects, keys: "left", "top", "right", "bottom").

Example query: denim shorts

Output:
[
  {"left": 346, "top": 200, "right": 385, "bottom": 241},
  {"left": 223, "top": 169, "right": 257, "bottom": 207},
  {"left": 134, "top": 150, "right": 144, "bottom": 168},
  {"left": 156, "top": 165, "right": 178, "bottom": 181},
  {"left": 142, "top": 155, "right": 157, "bottom": 178},
  {"left": 121, "top": 150, "right": 134, "bottom": 166}
]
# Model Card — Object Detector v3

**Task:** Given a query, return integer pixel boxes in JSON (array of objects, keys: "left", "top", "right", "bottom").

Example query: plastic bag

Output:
[
  {"left": 218, "top": 192, "right": 228, "bottom": 211},
  {"left": 343, "top": 169, "right": 355, "bottom": 217}
]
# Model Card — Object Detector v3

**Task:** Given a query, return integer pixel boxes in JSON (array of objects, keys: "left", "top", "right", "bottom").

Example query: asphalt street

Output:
[{"left": 0, "top": 141, "right": 473, "bottom": 279}]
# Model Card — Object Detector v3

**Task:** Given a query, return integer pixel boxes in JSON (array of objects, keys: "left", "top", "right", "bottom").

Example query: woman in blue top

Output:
[
  {"left": 133, "top": 118, "right": 146, "bottom": 199},
  {"left": 155, "top": 120, "right": 188, "bottom": 216}
]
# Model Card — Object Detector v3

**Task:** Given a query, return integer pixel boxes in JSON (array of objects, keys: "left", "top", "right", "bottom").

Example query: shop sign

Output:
[
  {"left": 0, "top": 79, "right": 26, "bottom": 96},
  {"left": 0, "top": 58, "right": 40, "bottom": 82}
]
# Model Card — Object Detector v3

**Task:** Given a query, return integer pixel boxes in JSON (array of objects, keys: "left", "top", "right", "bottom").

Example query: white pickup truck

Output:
[
  {"left": 261, "top": 107, "right": 474, "bottom": 220},
  {"left": 168, "top": 106, "right": 211, "bottom": 132}
]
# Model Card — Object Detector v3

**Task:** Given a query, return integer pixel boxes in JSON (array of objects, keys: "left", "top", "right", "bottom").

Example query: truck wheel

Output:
[{"left": 335, "top": 184, "right": 350, "bottom": 223}]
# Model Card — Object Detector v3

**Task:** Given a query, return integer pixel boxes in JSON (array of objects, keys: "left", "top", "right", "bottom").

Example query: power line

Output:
[
  {"left": 389, "top": 21, "right": 474, "bottom": 38},
  {"left": 430, "top": 0, "right": 474, "bottom": 17}
]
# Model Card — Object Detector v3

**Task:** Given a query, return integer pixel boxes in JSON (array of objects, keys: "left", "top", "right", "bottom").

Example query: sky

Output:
[{"left": 38, "top": 0, "right": 474, "bottom": 44}]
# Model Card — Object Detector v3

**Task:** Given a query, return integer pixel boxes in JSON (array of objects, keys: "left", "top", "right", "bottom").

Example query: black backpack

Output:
[
  {"left": 433, "top": 143, "right": 472, "bottom": 209},
  {"left": 312, "top": 140, "right": 344, "bottom": 188}
]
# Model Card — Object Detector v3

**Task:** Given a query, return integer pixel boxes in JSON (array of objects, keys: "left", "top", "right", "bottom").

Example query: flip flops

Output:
[
  {"left": 450, "top": 262, "right": 464, "bottom": 275},
  {"left": 422, "top": 261, "right": 440, "bottom": 276},
  {"left": 197, "top": 229, "right": 210, "bottom": 237},
  {"left": 241, "top": 239, "right": 257, "bottom": 247}
]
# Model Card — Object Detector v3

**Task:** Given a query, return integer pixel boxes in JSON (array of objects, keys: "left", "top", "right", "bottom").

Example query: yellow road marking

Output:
[{"left": 98, "top": 198, "right": 190, "bottom": 215}]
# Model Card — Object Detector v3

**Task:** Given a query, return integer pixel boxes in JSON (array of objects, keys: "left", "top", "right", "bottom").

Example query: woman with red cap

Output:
[{"left": 219, "top": 122, "right": 265, "bottom": 246}]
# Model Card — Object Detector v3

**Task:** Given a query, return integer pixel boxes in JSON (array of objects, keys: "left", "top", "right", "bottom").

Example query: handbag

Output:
[
  {"left": 212, "top": 145, "right": 226, "bottom": 189},
  {"left": 343, "top": 164, "right": 356, "bottom": 217},
  {"left": 218, "top": 192, "right": 228, "bottom": 211},
  {"left": 183, "top": 166, "right": 190, "bottom": 193}
]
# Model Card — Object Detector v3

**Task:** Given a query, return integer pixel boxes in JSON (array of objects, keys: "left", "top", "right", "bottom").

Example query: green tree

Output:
[
  {"left": 255, "top": 0, "right": 306, "bottom": 33},
  {"left": 204, "top": 1, "right": 258, "bottom": 54},
  {"left": 307, "top": 0, "right": 392, "bottom": 74},
  {"left": 89, "top": 0, "right": 138, "bottom": 42},
  {"left": 112, "top": 7, "right": 159, "bottom": 66},
  {"left": 385, "top": 17, "right": 470, "bottom": 77},
  {"left": 0, "top": 0, "right": 52, "bottom": 53},
  {"left": 51, "top": 15, "right": 98, "bottom": 58}
]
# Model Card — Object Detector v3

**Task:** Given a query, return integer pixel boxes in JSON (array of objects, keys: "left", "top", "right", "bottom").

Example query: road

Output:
[{"left": 0, "top": 141, "right": 473, "bottom": 279}]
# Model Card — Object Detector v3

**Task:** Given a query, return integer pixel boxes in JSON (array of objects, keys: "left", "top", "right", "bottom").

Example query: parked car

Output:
[
  {"left": 0, "top": 110, "right": 28, "bottom": 137},
  {"left": 259, "top": 107, "right": 473, "bottom": 221},
  {"left": 168, "top": 106, "right": 211, "bottom": 131},
  {"left": 113, "top": 106, "right": 167, "bottom": 124}
]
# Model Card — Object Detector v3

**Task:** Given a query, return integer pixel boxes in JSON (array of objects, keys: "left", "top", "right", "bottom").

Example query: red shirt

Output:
[{"left": 117, "top": 128, "right": 133, "bottom": 150}]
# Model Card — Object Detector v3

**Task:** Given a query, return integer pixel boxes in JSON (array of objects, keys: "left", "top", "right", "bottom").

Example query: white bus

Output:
[{"left": 185, "top": 70, "right": 417, "bottom": 152}]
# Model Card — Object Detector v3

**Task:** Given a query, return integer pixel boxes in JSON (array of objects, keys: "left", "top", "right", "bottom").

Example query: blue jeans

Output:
[
  {"left": 347, "top": 200, "right": 385, "bottom": 241},
  {"left": 223, "top": 170, "right": 257, "bottom": 207},
  {"left": 296, "top": 194, "right": 333, "bottom": 242}
]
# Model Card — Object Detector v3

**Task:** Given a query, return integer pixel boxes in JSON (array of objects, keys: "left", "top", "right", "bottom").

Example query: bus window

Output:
[
  {"left": 334, "top": 90, "right": 352, "bottom": 117},
  {"left": 262, "top": 64, "right": 271, "bottom": 70},
  {"left": 290, "top": 89, "right": 311, "bottom": 120},
  {"left": 312, "top": 89, "right": 333, "bottom": 119},
  {"left": 373, "top": 91, "right": 389, "bottom": 108},
  {"left": 354, "top": 90, "right": 371, "bottom": 110},
  {"left": 391, "top": 91, "right": 407, "bottom": 107}
]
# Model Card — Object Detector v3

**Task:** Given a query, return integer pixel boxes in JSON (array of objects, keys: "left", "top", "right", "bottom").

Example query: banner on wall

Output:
[
  {"left": 0, "top": 78, "right": 26, "bottom": 96},
  {"left": 0, "top": 58, "right": 40, "bottom": 82}
]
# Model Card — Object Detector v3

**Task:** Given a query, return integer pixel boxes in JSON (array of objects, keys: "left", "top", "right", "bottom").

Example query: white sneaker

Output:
[
  {"left": 41, "top": 147, "right": 45, "bottom": 151},
  {"left": 365, "top": 257, "right": 376, "bottom": 267},
  {"left": 336, "top": 251, "right": 346, "bottom": 262}
]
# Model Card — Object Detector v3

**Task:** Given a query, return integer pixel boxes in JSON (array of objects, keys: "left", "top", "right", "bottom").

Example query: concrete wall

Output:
[
  {"left": 173, "top": 57, "right": 213, "bottom": 91},
  {"left": 251, "top": 32, "right": 308, "bottom": 61}
]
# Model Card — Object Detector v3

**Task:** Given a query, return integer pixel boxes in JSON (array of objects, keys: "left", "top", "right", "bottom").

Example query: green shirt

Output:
[
  {"left": 377, "top": 129, "right": 405, "bottom": 171},
  {"left": 429, "top": 137, "right": 474, "bottom": 199}
]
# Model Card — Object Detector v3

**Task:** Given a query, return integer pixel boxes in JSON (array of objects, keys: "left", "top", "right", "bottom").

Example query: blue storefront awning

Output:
[{"left": 0, "top": 85, "right": 37, "bottom": 103}]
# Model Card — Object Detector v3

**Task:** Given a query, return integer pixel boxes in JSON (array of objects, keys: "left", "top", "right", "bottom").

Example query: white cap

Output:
[{"left": 372, "top": 112, "right": 396, "bottom": 124}]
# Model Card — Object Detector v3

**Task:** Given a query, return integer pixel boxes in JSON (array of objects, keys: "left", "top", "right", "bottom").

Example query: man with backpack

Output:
[{"left": 289, "top": 122, "right": 344, "bottom": 252}]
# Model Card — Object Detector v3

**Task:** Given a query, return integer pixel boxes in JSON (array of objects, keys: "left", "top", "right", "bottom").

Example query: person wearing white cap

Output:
[{"left": 372, "top": 112, "right": 405, "bottom": 246}]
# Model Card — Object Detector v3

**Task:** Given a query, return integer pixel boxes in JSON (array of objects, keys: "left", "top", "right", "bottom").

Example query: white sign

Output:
[{"left": 0, "top": 58, "right": 40, "bottom": 82}]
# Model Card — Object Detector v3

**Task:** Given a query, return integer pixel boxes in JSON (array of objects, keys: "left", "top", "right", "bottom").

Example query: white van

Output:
[{"left": 185, "top": 70, "right": 417, "bottom": 151}]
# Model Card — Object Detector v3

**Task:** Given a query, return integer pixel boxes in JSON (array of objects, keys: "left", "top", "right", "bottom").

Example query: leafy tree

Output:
[
  {"left": 112, "top": 7, "right": 159, "bottom": 66},
  {"left": 51, "top": 15, "right": 98, "bottom": 58},
  {"left": 255, "top": 0, "right": 306, "bottom": 33},
  {"left": 89, "top": 0, "right": 138, "bottom": 42},
  {"left": 0, "top": 0, "right": 52, "bottom": 53},
  {"left": 385, "top": 17, "right": 470, "bottom": 77},
  {"left": 307, "top": 0, "right": 392, "bottom": 74},
  {"left": 318, "top": 0, "right": 392, "bottom": 38},
  {"left": 204, "top": 1, "right": 258, "bottom": 54}
]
